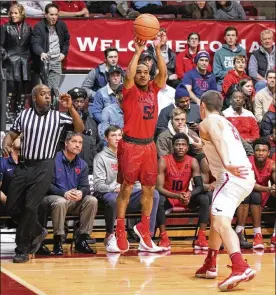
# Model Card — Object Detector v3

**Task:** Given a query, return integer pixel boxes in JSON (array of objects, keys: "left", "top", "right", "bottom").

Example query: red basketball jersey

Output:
[
  {"left": 122, "top": 81, "right": 161, "bottom": 139},
  {"left": 163, "top": 154, "right": 193, "bottom": 207},
  {"left": 248, "top": 155, "right": 273, "bottom": 206}
]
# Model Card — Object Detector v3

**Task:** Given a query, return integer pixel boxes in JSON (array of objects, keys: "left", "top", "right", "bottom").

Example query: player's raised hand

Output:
[
  {"left": 224, "top": 163, "right": 249, "bottom": 179},
  {"left": 134, "top": 38, "right": 146, "bottom": 54},
  {"left": 59, "top": 93, "right": 73, "bottom": 109},
  {"left": 153, "top": 31, "right": 163, "bottom": 49}
]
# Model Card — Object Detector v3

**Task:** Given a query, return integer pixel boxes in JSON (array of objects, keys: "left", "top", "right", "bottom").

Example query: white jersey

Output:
[{"left": 201, "top": 114, "right": 254, "bottom": 187}]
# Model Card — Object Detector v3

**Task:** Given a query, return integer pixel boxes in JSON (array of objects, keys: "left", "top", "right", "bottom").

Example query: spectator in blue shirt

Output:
[
  {"left": 133, "top": 1, "right": 185, "bottom": 17},
  {"left": 98, "top": 84, "right": 124, "bottom": 141},
  {"left": 39, "top": 132, "right": 98, "bottom": 255},
  {"left": 182, "top": 51, "right": 217, "bottom": 104},
  {"left": 0, "top": 138, "right": 20, "bottom": 212},
  {"left": 90, "top": 66, "right": 123, "bottom": 123}
]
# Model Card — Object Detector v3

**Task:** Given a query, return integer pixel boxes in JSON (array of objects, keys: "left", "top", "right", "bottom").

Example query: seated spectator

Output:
[
  {"left": 222, "top": 55, "right": 249, "bottom": 97},
  {"left": 235, "top": 138, "right": 276, "bottom": 249},
  {"left": 176, "top": 32, "right": 212, "bottom": 80},
  {"left": 133, "top": 1, "right": 185, "bottom": 18},
  {"left": 156, "top": 108, "right": 199, "bottom": 158},
  {"left": 93, "top": 126, "right": 160, "bottom": 252},
  {"left": 39, "top": 132, "right": 98, "bottom": 255},
  {"left": 209, "top": 0, "right": 246, "bottom": 20},
  {"left": 156, "top": 133, "right": 210, "bottom": 250},
  {"left": 260, "top": 100, "right": 276, "bottom": 137},
  {"left": 239, "top": 78, "right": 255, "bottom": 112},
  {"left": 82, "top": 47, "right": 121, "bottom": 103},
  {"left": 0, "top": 138, "right": 20, "bottom": 214},
  {"left": 90, "top": 66, "right": 123, "bottom": 123},
  {"left": 54, "top": 1, "right": 89, "bottom": 17},
  {"left": 254, "top": 70, "right": 276, "bottom": 123},
  {"left": 86, "top": 1, "right": 117, "bottom": 17},
  {"left": 223, "top": 89, "right": 259, "bottom": 144},
  {"left": 182, "top": 1, "right": 213, "bottom": 19},
  {"left": 66, "top": 87, "right": 101, "bottom": 174},
  {"left": 248, "top": 29, "right": 275, "bottom": 91},
  {"left": 139, "top": 51, "right": 157, "bottom": 81},
  {"left": 182, "top": 51, "right": 217, "bottom": 105},
  {"left": 156, "top": 85, "right": 200, "bottom": 137},
  {"left": 213, "top": 26, "right": 246, "bottom": 90},
  {"left": 98, "top": 85, "right": 124, "bottom": 141},
  {"left": 19, "top": 1, "right": 51, "bottom": 17},
  {"left": 115, "top": 1, "right": 139, "bottom": 18},
  {"left": 147, "top": 28, "right": 180, "bottom": 88}
]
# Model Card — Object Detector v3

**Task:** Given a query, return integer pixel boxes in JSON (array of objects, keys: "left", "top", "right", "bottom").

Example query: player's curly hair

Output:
[
  {"left": 253, "top": 138, "right": 271, "bottom": 151},
  {"left": 172, "top": 133, "right": 190, "bottom": 146}
]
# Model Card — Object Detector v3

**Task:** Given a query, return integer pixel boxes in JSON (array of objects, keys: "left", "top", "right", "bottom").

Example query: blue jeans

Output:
[{"left": 100, "top": 188, "right": 159, "bottom": 234}]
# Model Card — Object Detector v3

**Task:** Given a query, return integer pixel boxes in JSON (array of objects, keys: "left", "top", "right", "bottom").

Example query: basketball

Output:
[{"left": 133, "top": 14, "right": 160, "bottom": 41}]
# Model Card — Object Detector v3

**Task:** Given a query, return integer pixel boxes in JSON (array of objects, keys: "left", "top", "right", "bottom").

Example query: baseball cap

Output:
[
  {"left": 108, "top": 66, "right": 124, "bottom": 76},
  {"left": 195, "top": 51, "right": 210, "bottom": 63},
  {"left": 67, "top": 87, "right": 87, "bottom": 100},
  {"left": 139, "top": 51, "right": 154, "bottom": 61}
]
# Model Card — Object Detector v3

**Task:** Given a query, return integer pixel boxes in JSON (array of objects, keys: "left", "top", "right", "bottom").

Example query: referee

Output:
[{"left": 2, "top": 84, "right": 84, "bottom": 263}]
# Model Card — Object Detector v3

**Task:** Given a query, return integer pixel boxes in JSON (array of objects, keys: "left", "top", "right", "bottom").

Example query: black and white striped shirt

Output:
[{"left": 11, "top": 108, "right": 73, "bottom": 160}]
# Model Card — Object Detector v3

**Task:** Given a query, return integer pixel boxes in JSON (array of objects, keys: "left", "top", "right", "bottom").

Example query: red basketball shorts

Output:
[{"left": 117, "top": 140, "right": 158, "bottom": 186}]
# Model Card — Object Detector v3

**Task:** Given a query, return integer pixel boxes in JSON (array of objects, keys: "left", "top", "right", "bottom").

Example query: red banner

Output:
[{"left": 1, "top": 18, "right": 275, "bottom": 70}]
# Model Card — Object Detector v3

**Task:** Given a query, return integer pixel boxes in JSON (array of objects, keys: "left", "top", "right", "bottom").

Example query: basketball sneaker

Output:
[
  {"left": 133, "top": 222, "right": 153, "bottom": 250},
  {"left": 218, "top": 262, "right": 256, "bottom": 292},
  {"left": 158, "top": 232, "right": 171, "bottom": 251},
  {"left": 270, "top": 236, "right": 276, "bottom": 247},
  {"left": 116, "top": 229, "right": 129, "bottom": 252},
  {"left": 104, "top": 234, "right": 121, "bottom": 253},
  {"left": 253, "top": 233, "right": 264, "bottom": 249},
  {"left": 195, "top": 257, "right": 218, "bottom": 279},
  {"left": 194, "top": 233, "right": 208, "bottom": 250}
]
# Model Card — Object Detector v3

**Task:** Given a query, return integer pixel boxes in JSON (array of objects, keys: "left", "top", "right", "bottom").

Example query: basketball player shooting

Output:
[
  {"left": 195, "top": 90, "right": 256, "bottom": 291},
  {"left": 115, "top": 33, "right": 167, "bottom": 252}
]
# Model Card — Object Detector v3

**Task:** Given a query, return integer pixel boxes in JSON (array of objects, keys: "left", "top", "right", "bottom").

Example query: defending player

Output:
[
  {"left": 115, "top": 36, "right": 167, "bottom": 252},
  {"left": 195, "top": 90, "right": 256, "bottom": 291}
]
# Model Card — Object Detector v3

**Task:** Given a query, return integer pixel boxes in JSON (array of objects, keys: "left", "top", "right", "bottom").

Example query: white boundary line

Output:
[{"left": 1, "top": 266, "right": 48, "bottom": 295}]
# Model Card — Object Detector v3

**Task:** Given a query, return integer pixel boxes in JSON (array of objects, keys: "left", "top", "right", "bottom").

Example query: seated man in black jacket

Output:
[{"left": 39, "top": 132, "right": 98, "bottom": 255}]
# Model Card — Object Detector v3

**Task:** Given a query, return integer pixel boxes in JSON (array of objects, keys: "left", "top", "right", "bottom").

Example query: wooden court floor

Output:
[{"left": 1, "top": 243, "right": 275, "bottom": 295}]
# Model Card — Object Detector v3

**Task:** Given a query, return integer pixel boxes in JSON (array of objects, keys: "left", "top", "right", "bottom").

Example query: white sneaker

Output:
[
  {"left": 138, "top": 240, "right": 167, "bottom": 253},
  {"left": 104, "top": 234, "right": 121, "bottom": 253}
]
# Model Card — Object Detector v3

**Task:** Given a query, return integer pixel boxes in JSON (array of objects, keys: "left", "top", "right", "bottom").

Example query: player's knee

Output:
[
  {"left": 142, "top": 185, "right": 155, "bottom": 197},
  {"left": 212, "top": 216, "right": 230, "bottom": 234},
  {"left": 250, "top": 191, "right": 262, "bottom": 205},
  {"left": 198, "top": 194, "right": 209, "bottom": 207}
]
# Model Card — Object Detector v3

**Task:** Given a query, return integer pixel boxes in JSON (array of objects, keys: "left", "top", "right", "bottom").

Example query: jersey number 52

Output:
[{"left": 143, "top": 105, "right": 155, "bottom": 120}]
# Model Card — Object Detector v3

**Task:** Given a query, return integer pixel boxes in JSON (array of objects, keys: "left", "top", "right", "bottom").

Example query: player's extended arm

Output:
[
  {"left": 124, "top": 39, "right": 145, "bottom": 90},
  {"left": 204, "top": 119, "right": 248, "bottom": 178},
  {"left": 191, "top": 158, "right": 204, "bottom": 197},
  {"left": 156, "top": 158, "right": 181, "bottom": 199},
  {"left": 153, "top": 35, "right": 167, "bottom": 88}
]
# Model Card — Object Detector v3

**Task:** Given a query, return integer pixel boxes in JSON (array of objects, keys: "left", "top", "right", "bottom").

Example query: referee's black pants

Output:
[{"left": 6, "top": 159, "right": 54, "bottom": 253}]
